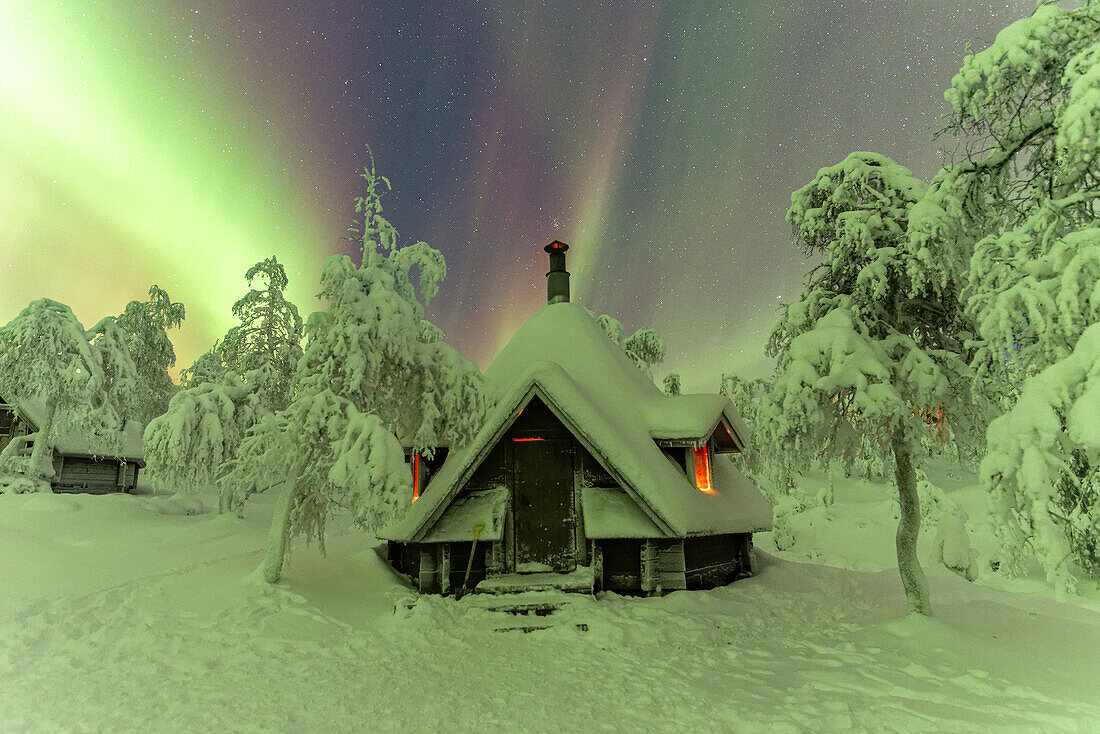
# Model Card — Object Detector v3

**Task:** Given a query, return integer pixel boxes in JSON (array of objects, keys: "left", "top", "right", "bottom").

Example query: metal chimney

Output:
[{"left": 544, "top": 240, "right": 570, "bottom": 304}]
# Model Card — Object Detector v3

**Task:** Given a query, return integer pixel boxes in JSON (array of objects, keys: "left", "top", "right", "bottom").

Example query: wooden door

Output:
[{"left": 512, "top": 438, "right": 575, "bottom": 572}]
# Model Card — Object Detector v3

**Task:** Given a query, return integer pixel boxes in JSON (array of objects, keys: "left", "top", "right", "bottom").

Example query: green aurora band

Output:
[{"left": 0, "top": 1, "right": 333, "bottom": 372}]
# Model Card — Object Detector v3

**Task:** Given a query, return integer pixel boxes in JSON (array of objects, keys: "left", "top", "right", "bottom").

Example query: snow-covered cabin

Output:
[
  {"left": 381, "top": 242, "right": 772, "bottom": 595},
  {"left": 0, "top": 394, "right": 144, "bottom": 493}
]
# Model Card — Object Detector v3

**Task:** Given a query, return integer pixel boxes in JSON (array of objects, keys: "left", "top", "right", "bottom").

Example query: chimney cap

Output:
[{"left": 544, "top": 240, "right": 569, "bottom": 253}]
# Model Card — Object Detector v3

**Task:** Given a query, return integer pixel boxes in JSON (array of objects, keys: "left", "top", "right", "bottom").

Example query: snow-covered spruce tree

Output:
[
  {"left": 596, "top": 313, "right": 625, "bottom": 343},
  {"left": 115, "top": 285, "right": 185, "bottom": 424},
  {"left": 981, "top": 323, "right": 1100, "bottom": 594},
  {"left": 662, "top": 373, "right": 681, "bottom": 397},
  {"left": 0, "top": 300, "right": 137, "bottom": 486},
  {"left": 218, "top": 257, "right": 304, "bottom": 412},
  {"left": 764, "top": 152, "right": 985, "bottom": 616},
  {"left": 178, "top": 345, "right": 228, "bottom": 389},
  {"left": 221, "top": 148, "right": 489, "bottom": 583},
  {"left": 146, "top": 261, "right": 301, "bottom": 494},
  {"left": 85, "top": 316, "right": 142, "bottom": 434},
  {"left": 624, "top": 328, "right": 667, "bottom": 379},
  {"left": 719, "top": 373, "right": 776, "bottom": 486},
  {"left": 912, "top": 3, "right": 1100, "bottom": 585},
  {"left": 595, "top": 313, "right": 668, "bottom": 382},
  {"left": 142, "top": 371, "right": 267, "bottom": 495},
  {"left": 950, "top": 3, "right": 1099, "bottom": 389}
]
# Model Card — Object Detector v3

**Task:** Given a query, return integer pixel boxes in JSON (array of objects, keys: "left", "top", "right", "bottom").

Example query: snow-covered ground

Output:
[{"left": 2, "top": 470, "right": 1098, "bottom": 733}]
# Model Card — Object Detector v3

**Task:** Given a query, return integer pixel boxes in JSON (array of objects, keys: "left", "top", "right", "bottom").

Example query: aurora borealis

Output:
[{"left": 2, "top": 1, "right": 1040, "bottom": 391}]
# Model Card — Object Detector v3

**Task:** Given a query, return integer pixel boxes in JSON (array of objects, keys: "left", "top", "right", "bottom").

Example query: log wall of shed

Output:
[
  {"left": 52, "top": 456, "right": 138, "bottom": 494},
  {"left": 683, "top": 533, "right": 752, "bottom": 588}
]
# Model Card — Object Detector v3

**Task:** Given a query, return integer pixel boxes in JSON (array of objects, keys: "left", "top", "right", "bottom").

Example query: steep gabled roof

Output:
[
  {"left": 381, "top": 303, "right": 771, "bottom": 542},
  {"left": 484, "top": 304, "right": 750, "bottom": 446}
]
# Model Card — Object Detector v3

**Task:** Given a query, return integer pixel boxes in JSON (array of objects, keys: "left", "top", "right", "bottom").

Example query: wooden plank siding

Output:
[
  {"left": 2, "top": 401, "right": 141, "bottom": 494},
  {"left": 684, "top": 533, "right": 752, "bottom": 589},
  {"left": 53, "top": 456, "right": 137, "bottom": 494},
  {"left": 0, "top": 405, "right": 31, "bottom": 456}
]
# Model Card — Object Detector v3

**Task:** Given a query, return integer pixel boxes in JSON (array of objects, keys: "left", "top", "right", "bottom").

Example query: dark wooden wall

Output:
[
  {"left": 0, "top": 405, "right": 30, "bottom": 455},
  {"left": 447, "top": 541, "right": 489, "bottom": 592},
  {"left": 599, "top": 539, "right": 643, "bottom": 590},
  {"left": 53, "top": 457, "right": 138, "bottom": 494},
  {"left": 684, "top": 534, "right": 752, "bottom": 588}
]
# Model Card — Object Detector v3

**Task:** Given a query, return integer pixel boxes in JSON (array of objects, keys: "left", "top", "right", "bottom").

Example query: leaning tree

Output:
[
  {"left": 762, "top": 152, "right": 988, "bottom": 616},
  {"left": 222, "top": 148, "right": 489, "bottom": 583}
]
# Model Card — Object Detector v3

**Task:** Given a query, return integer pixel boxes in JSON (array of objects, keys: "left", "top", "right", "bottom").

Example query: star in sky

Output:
[{"left": 0, "top": 0, "right": 1040, "bottom": 391}]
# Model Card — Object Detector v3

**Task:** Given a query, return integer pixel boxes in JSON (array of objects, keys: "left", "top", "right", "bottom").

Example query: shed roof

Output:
[
  {"left": 2, "top": 394, "right": 144, "bottom": 462},
  {"left": 421, "top": 487, "right": 508, "bottom": 543},
  {"left": 381, "top": 303, "right": 771, "bottom": 542}
]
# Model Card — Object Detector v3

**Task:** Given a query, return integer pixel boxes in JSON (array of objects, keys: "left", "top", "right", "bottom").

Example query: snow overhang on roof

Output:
[
  {"left": 648, "top": 395, "right": 749, "bottom": 453},
  {"left": 4, "top": 394, "right": 144, "bottom": 462},
  {"left": 581, "top": 486, "right": 664, "bottom": 539},
  {"left": 380, "top": 302, "right": 774, "bottom": 542},
  {"left": 420, "top": 487, "right": 507, "bottom": 543}
]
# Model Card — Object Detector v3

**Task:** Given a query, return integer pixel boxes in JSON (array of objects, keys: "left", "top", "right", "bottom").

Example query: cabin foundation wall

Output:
[
  {"left": 599, "top": 539, "right": 642, "bottom": 591},
  {"left": 418, "top": 547, "right": 437, "bottom": 593},
  {"left": 684, "top": 533, "right": 753, "bottom": 588},
  {"left": 389, "top": 533, "right": 757, "bottom": 595},
  {"left": 447, "top": 541, "right": 489, "bottom": 593}
]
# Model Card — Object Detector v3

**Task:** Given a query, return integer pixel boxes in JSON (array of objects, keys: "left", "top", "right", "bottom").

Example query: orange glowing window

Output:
[
  {"left": 411, "top": 453, "right": 421, "bottom": 501},
  {"left": 512, "top": 437, "right": 544, "bottom": 442},
  {"left": 693, "top": 445, "right": 713, "bottom": 493}
]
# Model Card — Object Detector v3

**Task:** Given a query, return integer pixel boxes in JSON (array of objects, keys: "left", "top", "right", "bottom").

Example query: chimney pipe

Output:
[{"left": 544, "top": 240, "right": 570, "bottom": 304}]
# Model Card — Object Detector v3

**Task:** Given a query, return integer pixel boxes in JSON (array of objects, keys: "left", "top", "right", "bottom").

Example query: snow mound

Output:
[
  {"left": 143, "top": 494, "right": 209, "bottom": 516},
  {"left": 20, "top": 493, "right": 82, "bottom": 513},
  {"left": 2, "top": 488, "right": 1099, "bottom": 732}
]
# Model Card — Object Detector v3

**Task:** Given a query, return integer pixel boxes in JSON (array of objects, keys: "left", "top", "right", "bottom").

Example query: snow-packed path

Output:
[{"left": 2, "top": 532, "right": 1097, "bottom": 730}]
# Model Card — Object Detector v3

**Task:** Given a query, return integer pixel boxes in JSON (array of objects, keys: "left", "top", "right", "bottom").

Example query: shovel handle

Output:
[{"left": 458, "top": 522, "right": 486, "bottom": 599}]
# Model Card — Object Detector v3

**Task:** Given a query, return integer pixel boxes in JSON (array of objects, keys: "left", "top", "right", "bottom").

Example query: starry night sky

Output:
[{"left": 1, "top": 1, "right": 1038, "bottom": 392}]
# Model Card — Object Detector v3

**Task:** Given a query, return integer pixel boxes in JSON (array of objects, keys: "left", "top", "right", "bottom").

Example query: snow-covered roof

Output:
[
  {"left": 420, "top": 487, "right": 507, "bottom": 543},
  {"left": 381, "top": 303, "right": 771, "bottom": 542},
  {"left": 3, "top": 395, "right": 144, "bottom": 462},
  {"left": 581, "top": 486, "right": 664, "bottom": 538},
  {"left": 483, "top": 303, "right": 750, "bottom": 446}
]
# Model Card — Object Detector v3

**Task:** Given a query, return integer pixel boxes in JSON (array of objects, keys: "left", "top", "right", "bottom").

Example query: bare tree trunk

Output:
[
  {"left": 259, "top": 472, "right": 299, "bottom": 584},
  {"left": 892, "top": 431, "right": 932, "bottom": 615}
]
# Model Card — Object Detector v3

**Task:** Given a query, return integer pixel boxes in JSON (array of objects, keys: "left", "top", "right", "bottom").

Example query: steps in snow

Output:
[
  {"left": 473, "top": 566, "right": 595, "bottom": 595},
  {"left": 462, "top": 590, "right": 590, "bottom": 632}
]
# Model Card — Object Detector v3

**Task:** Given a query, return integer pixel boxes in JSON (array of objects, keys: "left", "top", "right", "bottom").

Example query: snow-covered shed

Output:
[
  {"left": 0, "top": 394, "right": 144, "bottom": 493},
  {"left": 381, "top": 242, "right": 772, "bottom": 595}
]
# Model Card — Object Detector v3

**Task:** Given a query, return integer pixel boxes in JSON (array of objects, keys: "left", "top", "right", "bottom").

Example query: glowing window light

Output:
[
  {"left": 693, "top": 445, "right": 714, "bottom": 493},
  {"left": 411, "top": 453, "right": 421, "bottom": 502},
  {"left": 512, "top": 437, "right": 545, "bottom": 442}
]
